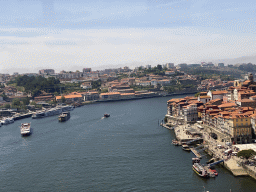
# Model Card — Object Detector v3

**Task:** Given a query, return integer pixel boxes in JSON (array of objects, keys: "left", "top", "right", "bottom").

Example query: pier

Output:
[
  {"left": 160, "top": 123, "right": 173, "bottom": 130},
  {"left": 191, "top": 147, "right": 202, "bottom": 159}
]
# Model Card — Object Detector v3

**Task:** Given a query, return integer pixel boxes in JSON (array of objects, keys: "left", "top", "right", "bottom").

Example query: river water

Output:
[{"left": 0, "top": 95, "right": 256, "bottom": 192}]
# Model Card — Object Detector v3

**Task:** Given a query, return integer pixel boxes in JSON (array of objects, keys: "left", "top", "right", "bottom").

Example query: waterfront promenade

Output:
[{"left": 163, "top": 116, "right": 256, "bottom": 178}]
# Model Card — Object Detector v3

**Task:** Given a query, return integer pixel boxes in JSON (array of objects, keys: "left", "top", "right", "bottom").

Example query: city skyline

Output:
[{"left": 1, "top": 0, "right": 256, "bottom": 74}]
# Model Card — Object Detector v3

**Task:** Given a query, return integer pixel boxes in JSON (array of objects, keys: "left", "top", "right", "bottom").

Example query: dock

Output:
[
  {"left": 160, "top": 123, "right": 173, "bottom": 130},
  {"left": 191, "top": 147, "right": 202, "bottom": 158}
]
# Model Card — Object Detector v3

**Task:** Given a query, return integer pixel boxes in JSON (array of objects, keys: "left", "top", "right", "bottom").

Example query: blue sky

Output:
[{"left": 1, "top": 0, "right": 256, "bottom": 73}]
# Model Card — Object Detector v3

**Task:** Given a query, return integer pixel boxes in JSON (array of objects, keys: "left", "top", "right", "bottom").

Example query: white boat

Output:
[
  {"left": 7, "top": 117, "right": 14, "bottom": 123},
  {"left": 61, "top": 105, "right": 74, "bottom": 112},
  {"left": 51, "top": 107, "right": 63, "bottom": 116},
  {"left": 32, "top": 111, "right": 45, "bottom": 119},
  {"left": 44, "top": 109, "right": 53, "bottom": 117},
  {"left": 20, "top": 123, "right": 31, "bottom": 136},
  {"left": 1, "top": 118, "right": 9, "bottom": 125}
]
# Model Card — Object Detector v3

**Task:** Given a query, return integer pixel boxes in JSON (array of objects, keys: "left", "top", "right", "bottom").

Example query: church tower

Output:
[{"left": 249, "top": 73, "right": 254, "bottom": 83}]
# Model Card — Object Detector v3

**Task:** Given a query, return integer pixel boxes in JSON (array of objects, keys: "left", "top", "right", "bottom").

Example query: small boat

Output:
[
  {"left": 172, "top": 140, "right": 179, "bottom": 146},
  {"left": 58, "top": 112, "right": 70, "bottom": 122},
  {"left": 182, "top": 144, "right": 191, "bottom": 151},
  {"left": 192, "top": 158, "right": 201, "bottom": 164},
  {"left": 209, "top": 169, "right": 218, "bottom": 176},
  {"left": 20, "top": 123, "right": 31, "bottom": 136},
  {"left": 104, "top": 114, "right": 110, "bottom": 118}
]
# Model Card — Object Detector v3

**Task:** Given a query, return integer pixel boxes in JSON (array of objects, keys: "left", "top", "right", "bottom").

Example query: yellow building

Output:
[{"left": 227, "top": 114, "right": 252, "bottom": 144}]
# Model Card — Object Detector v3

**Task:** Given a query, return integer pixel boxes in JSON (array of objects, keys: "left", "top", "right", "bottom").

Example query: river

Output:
[{"left": 0, "top": 95, "right": 256, "bottom": 191}]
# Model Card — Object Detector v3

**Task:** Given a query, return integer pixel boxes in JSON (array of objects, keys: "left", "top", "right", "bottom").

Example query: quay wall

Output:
[{"left": 242, "top": 165, "right": 256, "bottom": 180}]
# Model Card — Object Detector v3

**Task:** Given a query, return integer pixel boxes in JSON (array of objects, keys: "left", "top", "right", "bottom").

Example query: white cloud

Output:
[{"left": 1, "top": 27, "right": 256, "bottom": 73}]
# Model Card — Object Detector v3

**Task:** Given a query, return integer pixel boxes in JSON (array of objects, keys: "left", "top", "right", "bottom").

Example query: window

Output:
[{"left": 236, "top": 119, "right": 238, "bottom": 122}]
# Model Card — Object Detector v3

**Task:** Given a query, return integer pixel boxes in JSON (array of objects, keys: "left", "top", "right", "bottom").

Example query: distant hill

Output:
[{"left": 199, "top": 54, "right": 256, "bottom": 65}]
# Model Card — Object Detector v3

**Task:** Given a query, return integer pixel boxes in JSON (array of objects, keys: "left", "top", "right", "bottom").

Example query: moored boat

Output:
[
  {"left": 61, "top": 105, "right": 74, "bottom": 112},
  {"left": 32, "top": 111, "right": 45, "bottom": 119},
  {"left": 7, "top": 117, "right": 14, "bottom": 123},
  {"left": 209, "top": 169, "right": 218, "bottom": 176},
  {"left": 182, "top": 144, "right": 191, "bottom": 151},
  {"left": 58, "top": 112, "right": 70, "bottom": 122},
  {"left": 1, "top": 118, "right": 9, "bottom": 125},
  {"left": 20, "top": 123, "right": 31, "bottom": 136},
  {"left": 13, "top": 112, "right": 33, "bottom": 120},
  {"left": 192, "top": 163, "right": 209, "bottom": 178},
  {"left": 192, "top": 158, "right": 201, "bottom": 164}
]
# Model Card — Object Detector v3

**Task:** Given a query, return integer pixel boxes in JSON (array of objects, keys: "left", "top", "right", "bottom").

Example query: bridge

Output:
[
  {"left": 208, "top": 159, "right": 224, "bottom": 167},
  {"left": 186, "top": 138, "right": 203, "bottom": 145}
]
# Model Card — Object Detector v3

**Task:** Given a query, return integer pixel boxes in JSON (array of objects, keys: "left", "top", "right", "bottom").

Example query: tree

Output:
[
  {"left": 157, "top": 64, "right": 162, "bottom": 71},
  {"left": 4, "top": 103, "right": 10, "bottom": 108},
  {"left": 156, "top": 83, "right": 161, "bottom": 90},
  {"left": 61, "top": 96, "right": 66, "bottom": 103},
  {"left": 237, "top": 149, "right": 256, "bottom": 160},
  {"left": 92, "top": 80, "right": 101, "bottom": 89},
  {"left": 30, "top": 101, "right": 36, "bottom": 105},
  {"left": 1, "top": 93, "right": 8, "bottom": 101},
  {"left": 21, "top": 97, "right": 30, "bottom": 105},
  {"left": 12, "top": 98, "right": 20, "bottom": 106},
  {"left": 194, "top": 92, "right": 200, "bottom": 97}
]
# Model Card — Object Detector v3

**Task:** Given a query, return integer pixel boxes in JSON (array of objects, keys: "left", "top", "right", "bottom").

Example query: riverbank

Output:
[{"left": 163, "top": 115, "right": 256, "bottom": 179}]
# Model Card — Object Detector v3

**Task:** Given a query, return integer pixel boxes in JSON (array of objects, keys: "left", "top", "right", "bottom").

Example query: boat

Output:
[
  {"left": 209, "top": 169, "right": 218, "bottom": 176},
  {"left": 13, "top": 112, "right": 33, "bottom": 120},
  {"left": 172, "top": 139, "right": 179, "bottom": 146},
  {"left": 104, "top": 114, "right": 110, "bottom": 118},
  {"left": 20, "top": 123, "right": 31, "bottom": 136},
  {"left": 7, "top": 117, "right": 14, "bottom": 124},
  {"left": 192, "top": 163, "right": 209, "bottom": 178},
  {"left": 1, "top": 118, "right": 9, "bottom": 125},
  {"left": 61, "top": 105, "right": 74, "bottom": 112},
  {"left": 58, "top": 112, "right": 70, "bottom": 122},
  {"left": 32, "top": 111, "right": 45, "bottom": 119},
  {"left": 192, "top": 158, "right": 201, "bottom": 164},
  {"left": 182, "top": 144, "right": 191, "bottom": 151}
]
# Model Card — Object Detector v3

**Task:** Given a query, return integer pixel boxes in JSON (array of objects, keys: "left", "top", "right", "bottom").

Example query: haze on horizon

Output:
[{"left": 1, "top": 0, "right": 256, "bottom": 74}]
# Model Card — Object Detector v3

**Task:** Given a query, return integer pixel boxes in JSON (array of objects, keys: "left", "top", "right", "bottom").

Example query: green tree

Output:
[
  {"left": 61, "top": 96, "right": 66, "bottom": 103},
  {"left": 12, "top": 98, "right": 20, "bottom": 106},
  {"left": 194, "top": 92, "right": 200, "bottom": 97},
  {"left": 21, "top": 97, "right": 30, "bottom": 105},
  {"left": 237, "top": 149, "right": 256, "bottom": 160},
  {"left": 157, "top": 64, "right": 162, "bottom": 71},
  {"left": 4, "top": 103, "right": 10, "bottom": 108},
  {"left": 156, "top": 83, "right": 161, "bottom": 90},
  {"left": 30, "top": 101, "right": 36, "bottom": 106},
  {"left": 100, "top": 88, "right": 108, "bottom": 93},
  {"left": 92, "top": 80, "right": 102, "bottom": 89},
  {"left": 1, "top": 93, "right": 8, "bottom": 101}
]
